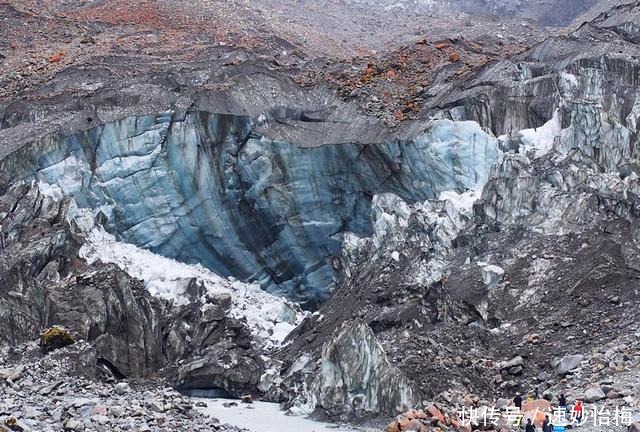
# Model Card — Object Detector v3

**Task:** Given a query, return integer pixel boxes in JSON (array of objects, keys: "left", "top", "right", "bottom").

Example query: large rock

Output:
[
  {"left": 0, "top": 181, "right": 266, "bottom": 392},
  {"left": 522, "top": 400, "right": 552, "bottom": 426},
  {"left": 583, "top": 387, "right": 606, "bottom": 402},
  {"left": 555, "top": 354, "right": 584, "bottom": 376},
  {"left": 171, "top": 340, "right": 264, "bottom": 397},
  {"left": 49, "top": 266, "right": 165, "bottom": 377},
  {"left": 498, "top": 356, "right": 525, "bottom": 375}
]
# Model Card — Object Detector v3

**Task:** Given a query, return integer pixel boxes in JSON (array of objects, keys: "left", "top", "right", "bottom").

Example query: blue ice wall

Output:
[{"left": 1, "top": 111, "right": 500, "bottom": 307}]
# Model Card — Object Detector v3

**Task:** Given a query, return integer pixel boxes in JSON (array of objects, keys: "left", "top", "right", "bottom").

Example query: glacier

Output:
[{"left": 0, "top": 111, "right": 501, "bottom": 306}]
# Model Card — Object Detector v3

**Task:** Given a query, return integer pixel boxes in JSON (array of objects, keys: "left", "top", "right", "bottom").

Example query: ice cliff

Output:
[{"left": 0, "top": 112, "right": 500, "bottom": 307}]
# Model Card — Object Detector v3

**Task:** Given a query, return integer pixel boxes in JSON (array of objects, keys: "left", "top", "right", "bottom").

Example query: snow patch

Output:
[
  {"left": 438, "top": 188, "right": 481, "bottom": 216},
  {"left": 499, "top": 109, "right": 562, "bottom": 158}
]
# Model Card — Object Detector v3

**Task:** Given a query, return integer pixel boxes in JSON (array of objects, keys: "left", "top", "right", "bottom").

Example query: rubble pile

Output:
[{"left": 0, "top": 338, "right": 244, "bottom": 432}]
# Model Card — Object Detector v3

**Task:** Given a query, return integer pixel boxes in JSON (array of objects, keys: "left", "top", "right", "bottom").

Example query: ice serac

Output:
[
  {"left": 477, "top": 66, "right": 640, "bottom": 233},
  {"left": 0, "top": 111, "right": 500, "bottom": 306},
  {"left": 314, "top": 319, "right": 420, "bottom": 417}
]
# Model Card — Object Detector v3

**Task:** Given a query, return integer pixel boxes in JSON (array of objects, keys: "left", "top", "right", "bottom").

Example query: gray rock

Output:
[
  {"left": 114, "top": 382, "right": 131, "bottom": 396},
  {"left": 555, "top": 354, "right": 584, "bottom": 376},
  {"left": 172, "top": 340, "right": 264, "bottom": 397},
  {"left": 499, "top": 356, "right": 524, "bottom": 372},
  {"left": 64, "top": 419, "right": 85, "bottom": 431},
  {"left": 583, "top": 387, "right": 606, "bottom": 402},
  {"left": 0, "top": 183, "right": 264, "bottom": 395},
  {"left": 202, "top": 304, "right": 225, "bottom": 322},
  {"left": 206, "top": 293, "right": 232, "bottom": 311}
]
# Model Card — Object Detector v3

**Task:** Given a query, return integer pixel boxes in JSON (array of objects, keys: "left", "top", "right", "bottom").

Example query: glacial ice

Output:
[
  {"left": 499, "top": 109, "right": 562, "bottom": 158},
  {"left": 479, "top": 64, "right": 640, "bottom": 233},
  {"left": 2, "top": 111, "right": 501, "bottom": 305},
  {"left": 314, "top": 319, "right": 419, "bottom": 416}
]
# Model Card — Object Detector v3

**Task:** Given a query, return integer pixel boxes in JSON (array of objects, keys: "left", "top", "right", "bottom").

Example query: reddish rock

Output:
[
  {"left": 435, "top": 43, "right": 450, "bottom": 50},
  {"left": 385, "top": 421, "right": 400, "bottom": 432},
  {"left": 526, "top": 334, "right": 541, "bottom": 344},
  {"left": 524, "top": 410, "right": 547, "bottom": 426},
  {"left": 449, "top": 52, "right": 461, "bottom": 62},
  {"left": 463, "top": 395, "right": 475, "bottom": 406},
  {"left": 405, "top": 419, "right": 427, "bottom": 431},
  {"left": 415, "top": 409, "right": 428, "bottom": 419},
  {"left": 456, "top": 423, "right": 472, "bottom": 432},
  {"left": 522, "top": 401, "right": 550, "bottom": 427},
  {"left": 398, "top": 415, "right": 411, "bottom": 429},
  {"left": 426, "top": 404, "right": 445, "bottom": 423},
  {"left": 93, "top": 405, "right": 108, "bottom": 415},
  {"left": 49, "top": 51, "right": 66, "bottom": 63},
  {"left": 405, "top": 409, "right": 420, "bottom": 420},
  {"left": 394, "top": 111, "right": 406, "bottom": 121},
  {"left": 521, "top": 399, "right": 551, "bottom": 413}
]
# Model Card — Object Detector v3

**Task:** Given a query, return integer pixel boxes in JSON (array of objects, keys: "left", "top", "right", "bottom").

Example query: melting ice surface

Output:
[{"left": 193, "top": 399, "right": 377, "bottom": 432}]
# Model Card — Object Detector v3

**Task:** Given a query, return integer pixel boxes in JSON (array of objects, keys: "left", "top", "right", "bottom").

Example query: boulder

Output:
[
  {"left": 201, "top": 304, "right": 225, "bottom": 322},
  {"left": 498, "top": 356, "right": 524, "bottom": 375},
  {"left": 172, "top": 340, "right": 264, "bottom": 397},
  {"left": 206, "top": 292, "right": 233, "bottom": 310},
  {"left": 4, "top": 417, "right": 28, "bottom": 432},
  {"left": 425, "top": 404, "right": 445, "bottom": 422},
  {"left": 481, "top": 265, "right": 505, "bottom": 290},
  {"left": 555, "top": 354, "right": 584, "bottom": 376},
  {"left": 398, "top": 415, "right": 411, "bottom": 429},
  {"left": 405, "top": 419, "right": 427, "bottom": 431},
  {"left": 522, "top": 399, "right": 552, "bottom": 413},
  {"left": 40, "top": 327, "right": 75, "bottom": 353},
  {"left": 114, "top": 382, "right": 131, "bottom": 395},
  {"left": 385, "top": 421, "right": 400, "bottom": 432},
  {"left": 522, "top": 400, "right": 551, "bottom": 426},
  {"left": 583, "top": 387, "right": 606, "bottom": 402},
  {"left": 64, "top": 419, "right": 85, "bottom": 431}
]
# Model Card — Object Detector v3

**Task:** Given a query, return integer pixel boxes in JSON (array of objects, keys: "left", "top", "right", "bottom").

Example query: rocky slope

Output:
[
  {"left": 0, "top": 179, "right": 305, "bottom": 399},
  {"left": 0, "top": 338, "right": 244, "bottom": 432},
  {"left": 2, "top": 1, "right": 640, "bottom": 431}
]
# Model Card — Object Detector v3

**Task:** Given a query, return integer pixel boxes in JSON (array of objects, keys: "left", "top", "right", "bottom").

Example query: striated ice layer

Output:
[
  {"left": 314, "top": 319, "right": 420, "bottom": 416},
  {"left": 2, "top": 111, "right": 501, "bottom": 306}
]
